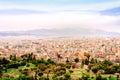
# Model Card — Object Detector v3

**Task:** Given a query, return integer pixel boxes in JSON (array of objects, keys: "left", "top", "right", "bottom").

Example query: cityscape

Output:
[{"left": 0, "top": 0, "right": 120, "bottom": 80}]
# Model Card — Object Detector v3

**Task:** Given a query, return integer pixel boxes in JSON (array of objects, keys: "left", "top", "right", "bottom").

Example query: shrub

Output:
[
  {"left": 64, "top": 73, "right": 71, "bottom": 79},
  {"left": 38, "top": 72, "right": 43, "bottom": 77},
  {"left": 81, "top": 73, "right": 90, "bottom": 80},
  {"left": 38, "top": 63, "right": 47, "bottom": 71},
  {"left": 69, "top": 70, "right": 74, "bottom": 73},
  {"left": 26, "top": 63, "right": 30, "bottom": 67},
  {"left": 96, "top": 74, "right": 102, "bottom": 80}
]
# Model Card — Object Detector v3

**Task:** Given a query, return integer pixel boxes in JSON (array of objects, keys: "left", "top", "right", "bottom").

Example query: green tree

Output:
[
  {"left": 10, "top": 55, "right": 16, "bottom": 61},
  {"left": 74, "top": 58, "right": 79, "bottom": 63}
]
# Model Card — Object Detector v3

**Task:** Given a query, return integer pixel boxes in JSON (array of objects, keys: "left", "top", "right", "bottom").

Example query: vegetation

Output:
[{"left": 0, "top": 53, "right": 120, "bottom": 80}]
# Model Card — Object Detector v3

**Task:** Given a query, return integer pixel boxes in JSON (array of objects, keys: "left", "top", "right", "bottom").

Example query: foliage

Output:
[
  {"left": 0, "top": 53, "right": 120, "bottom": 80},
  {"left": 81, "top": 73, "right": 90, "bottom": 80},
  {"left": 74, "top": 58, "right": 79, "bottom": 63}
]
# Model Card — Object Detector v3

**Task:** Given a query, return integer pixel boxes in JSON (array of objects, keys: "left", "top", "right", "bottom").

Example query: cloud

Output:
[
  {"left": 0, "top": 11, "right": 120, "bottom": 32},
  {"left": 0, "top": 0, "right": 120, "bottom": 32}
]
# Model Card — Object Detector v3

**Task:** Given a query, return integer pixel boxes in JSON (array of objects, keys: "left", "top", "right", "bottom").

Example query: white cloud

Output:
[{"left": 0, "top": 12, "right": 120, "bottom": 32}]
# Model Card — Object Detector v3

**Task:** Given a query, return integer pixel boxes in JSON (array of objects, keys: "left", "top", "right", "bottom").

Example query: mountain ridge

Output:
[
  {"left": 0, "top": 28, "right": 120, "bottom": 37},
  {"left": 101, "top": 7, "right": 120, "bottom": 15}
]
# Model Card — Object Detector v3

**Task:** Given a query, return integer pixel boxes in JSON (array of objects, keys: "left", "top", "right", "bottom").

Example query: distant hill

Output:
[
  {"left": 0, "top": 28, "right": 120, "bottom": 37},
  {"left": 101, "top": 7, "right": 120, "bottom": 15}
]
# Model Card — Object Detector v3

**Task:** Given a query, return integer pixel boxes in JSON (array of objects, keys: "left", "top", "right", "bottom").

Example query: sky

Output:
[{"left": 0, "top": 0, "right": 120, "bottom": 32}]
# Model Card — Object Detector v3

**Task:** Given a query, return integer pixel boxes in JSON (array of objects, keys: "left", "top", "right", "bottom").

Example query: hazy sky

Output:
[{"left": 0, "top": 0, "right": 120, "bottom": 32}]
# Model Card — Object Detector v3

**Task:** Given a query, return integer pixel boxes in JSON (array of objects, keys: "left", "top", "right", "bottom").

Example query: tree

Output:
[
  {"left": 96, "top": 74, "right": 102, "bottom": 80},
  {"left": 18, "top": 75, "right": 34, "bottom": 80},
  {"left": 81, "top": 73, "right": 90, "bottom": 80},
  {"left": 38, "top": 72, "right": 43, "bottom": 77},
  {"left": 1, "top": 57, "right": 9, "bottom": 65},
  {"left": 74, "top": 58, "right": 79, "bottom": 63},
  {"left": 0, "top": 65, "right": 3, "bottom": 77},
  {"left": 64, "top": 73, "right": 71, "bottom": 80},
  {"left": 47, "top": 59, "right": 54, "bottom": 64},
  {"left": 84, "top": 52, "right": 90, "bottom": 60},
  {"left": 38, "top": 63, "right": 47, "bottom": 71},
  {"left": 55, "top": 67, "right": 66, "bottom": 76},
  {"left": 103, "top": 60, "right": 113, "bottom": 66},
  {"left": 10, "top": 55, "right": 16, "bottom": 61},
  {"left": 66, "top": 63, "right": 71, "bottom": 69},
  {"left": 90, "top": 58, "right": 96, "bottom": 64}
]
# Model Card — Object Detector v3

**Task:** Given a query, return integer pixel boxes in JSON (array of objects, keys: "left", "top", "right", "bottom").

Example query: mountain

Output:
[
  {"left": 0, "top": 28, "right": 120, "bottom": 37},
  {"left": 101, "top": 7, "right": 120, "bottom": 15}
]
